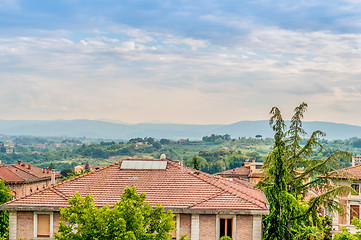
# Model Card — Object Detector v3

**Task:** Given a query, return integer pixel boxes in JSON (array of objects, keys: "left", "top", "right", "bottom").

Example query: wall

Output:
[
  {"left": 179, "top": 214, "right": 191, "bottom": 239},
  {"left": 8, "top": 179, "right": 51, "bottom": 198},
  {"left": 16, "top": 211, "right": 33, "bottom": 240},
  {"left": 199, "top": 214, "right": 216, "bottom": 239},
  {"left": 13, "top": 211, "right": 258, "bottom": 240},
  {"left": 236, "top": 215, "right": 253, "bottom": 240}
]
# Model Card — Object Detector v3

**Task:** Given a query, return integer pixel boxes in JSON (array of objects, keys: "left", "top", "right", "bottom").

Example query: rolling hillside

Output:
[{"left": 0, "top": 119, "right": 360, "bottom": 140}]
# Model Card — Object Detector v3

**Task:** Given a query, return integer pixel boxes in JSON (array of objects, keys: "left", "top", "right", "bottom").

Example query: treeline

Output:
[
  {"left": 184, "top": 150, "right": 262, "bottom": 174},
  {"left": 2, "top": 135, "right": 361, "bottom": 173}
]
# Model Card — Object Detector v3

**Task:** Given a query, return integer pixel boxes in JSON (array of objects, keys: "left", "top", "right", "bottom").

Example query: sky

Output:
[{"left": 1, "top": 0, "right": 361, "bottom": 125}]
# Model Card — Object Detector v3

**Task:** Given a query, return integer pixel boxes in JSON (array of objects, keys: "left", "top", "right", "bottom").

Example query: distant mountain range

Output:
[{"left": 0, "top": 119, "right": 360, "bottom": 140}]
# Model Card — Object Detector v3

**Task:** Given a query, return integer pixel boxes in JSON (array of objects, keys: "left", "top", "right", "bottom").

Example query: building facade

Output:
[
  {"left": 0, "top": 161, "right": 60, "bottom": 198},
  {"left": 327, "top": 164, "right": 361, "bottom": 233},
  {"left": 217, "top": 158, "right": 264, "bottom": 184},
  {"left": 1, "top": 159, "right": 269, "bottom": 240}
]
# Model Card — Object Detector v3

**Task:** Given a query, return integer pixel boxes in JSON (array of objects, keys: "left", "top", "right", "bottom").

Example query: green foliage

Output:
[
  {"left": 48, "top": 162, "right": 55, "bottom": 170},
  {"left": 333, "top": 228, "right": 360, "bottom": 240},
  {"left": 258, "top": 103, "right": 352, "bottom": 240},
  {"left": 0, "top": 227, "right": 9, "bottom": 240},
  {"left": 55, "top": 186, "right": 186, "bottom": 240},
  {"left": 60, "top": 168, "right": 73, "bottom": 178},
  {"left": 219, "top": 236, "right": 232, "bottom": 240},
  {"left": 1, "top": 131, "right": 360, "bottom": 175},
  {"left": 334, "top": 218, "right": 361, "bottom": 240},
  {"left": 191, "top": 156, "right": 199, "bottom": 170},
  {"left": 84, "top": 161, "right": 90, "bottom": 171},
  {"left": 352, "top": 139, "right": 361, "bottom": 148},
  {"left": 0, "top": 180, "right": 12, "bottom": 238},
  {"left": 202, "top": 134, "right": 231, "bottom": 142}
]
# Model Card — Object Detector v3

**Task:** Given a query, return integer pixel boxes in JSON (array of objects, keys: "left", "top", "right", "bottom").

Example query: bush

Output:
[{"left": 219, "top": 236, "right": 232, "bottom": 240}]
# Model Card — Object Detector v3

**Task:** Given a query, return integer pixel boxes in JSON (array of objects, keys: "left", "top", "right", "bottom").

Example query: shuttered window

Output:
[
  {"left": 351, "top": 205, "right": 360, "bottom": 224},
  {"left": 37, "top": 214, "right": 50, "bottom": 237}
]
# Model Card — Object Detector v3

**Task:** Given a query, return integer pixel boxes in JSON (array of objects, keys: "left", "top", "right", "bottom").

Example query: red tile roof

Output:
[
  {"left": 217, "top": 166, "right": 250, "bottom": 177},
  {"left": 328, "top": 164, "right": 361, "bottom": 179},
  {"left": 2, "top": 160, "right": 268, "bottom": 212},
  {"left": 0, "top": 163, "right": 60, "bottom": 184}
]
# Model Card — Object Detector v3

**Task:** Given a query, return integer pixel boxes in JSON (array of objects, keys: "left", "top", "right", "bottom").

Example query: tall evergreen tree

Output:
[{"left": 258, "top": 103, "right": 351, "bottom": 240}]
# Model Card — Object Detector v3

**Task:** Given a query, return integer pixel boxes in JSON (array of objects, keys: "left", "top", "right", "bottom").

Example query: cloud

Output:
[{"left": 1, "top": 1, "right": 361, "bottom": 124}]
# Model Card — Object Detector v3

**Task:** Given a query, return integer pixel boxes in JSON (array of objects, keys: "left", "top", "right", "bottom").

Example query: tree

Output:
[
  {"left": 0, "top": 180, "right": 12, "bottom": 238},
  {"left": 60, "top": 168, "right": 73, "bottom": 178},
  {"left": 84, "top": 162, "right": 90, "bottom": 172},
  {"left": 257, "top": 103, "right": 351, "bottom": 240},
  {"left": 55, "top": 186, "right": 188, "bottom": 240},
  {"left": 48, "top": 162, "right": 55, "bottom": 170},
  {"left": 152, "top": 142, "right": 162, "bottom": 150},
  {"left": 160, "top": 139, "right": 171, "bottom": 145},
  {"left": 191, "top": 156, "right": 199, "bottom": 170}
]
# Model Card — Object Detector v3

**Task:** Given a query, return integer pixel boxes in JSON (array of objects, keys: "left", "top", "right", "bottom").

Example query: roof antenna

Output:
[{"left": 181, "top": 157, "right": 183, "bottom": 173}]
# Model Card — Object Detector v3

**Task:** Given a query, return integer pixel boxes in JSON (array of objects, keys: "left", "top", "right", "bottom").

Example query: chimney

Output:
[
  {"left": 352, "top": 156, "right": 355, "bottom": 167},
  {"left": 51, "top": 169, "right": 56, "bottom": 185},
  {"left": 43, "top": 167, "right": 46, "bottom": 173},
  {"left": 47, "top": 168, "right": 50, "bottom": 174},
  {"left": 28, "top": 164, "right": 31, "bottom": 170},
  {"left": 181, "top": 157, "right": 183, "bottom": 173},
  {"left": 0, "top": 160, "right": 1, "bottom": 164},
  {"left": 18, "top": 161, "right": 21, "bottom": 165},
  {"left": 252, "top": 157, "right": 256, "bottom": 163},
  {"left": 21, "top": 163, "right": 26, "bottom": 167}
]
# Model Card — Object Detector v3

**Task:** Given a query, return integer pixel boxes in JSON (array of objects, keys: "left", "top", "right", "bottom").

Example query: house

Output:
[
  {"left": 217, "top": 157, "right": 264, "bottom": 184},
  {"left": 0, "top": 161, "right": 60, "bottom": 198},
  {"left": 1, "top": 158, "right": 269, "bottom": 240},
  {"left": 352, "top": 156, "right": 361, "bottom": 166},
  {"left": 73, "top": 164, "right": 101, "bottom": 174},
  {"left": 327, "top": 163, "right": 361, "bottom": 233}
]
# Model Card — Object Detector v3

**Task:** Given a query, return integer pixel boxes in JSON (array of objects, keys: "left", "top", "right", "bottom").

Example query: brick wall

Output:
[
  {"left": 339, "top": 199, "right": 347, "bottom": 225},
  {"left": 236, "top": 215, "right": 253, "bottom": 240},
  {"left": 53, "top": 211, "right": 61, "bottom": 235},
  {"left": 16, "top": 211, "right": 33, "bottom": 240},
  {"left": 8, "top": 180, "right": 51, "bottom": 198},
  {"left": 179, "top": 214, "right": 191, "bottom": 239},
  {"left": 199, "top": 214, "right": 216, "bottom": 239},
  {"left": 12, "top": 211, "right": 258, "bottom": 240}
]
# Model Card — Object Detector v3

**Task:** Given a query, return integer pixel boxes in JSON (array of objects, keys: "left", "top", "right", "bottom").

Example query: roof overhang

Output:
[{"left": 0, "top": 205, "right": 269, "bottom": 215}]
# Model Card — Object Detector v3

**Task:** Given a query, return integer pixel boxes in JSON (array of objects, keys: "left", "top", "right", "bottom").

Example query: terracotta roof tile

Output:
[
  {"left": 217, "top": 166, "right": 250, "bottom": 177},
  {"left": 3, "top": 159, "right": 268, "bottom": 211},
  {"left": 328, "top": 164, "right": 361, "bottom": 179},
  {"left": 0, "top": 163, "right": 60, "bottom": 183}
]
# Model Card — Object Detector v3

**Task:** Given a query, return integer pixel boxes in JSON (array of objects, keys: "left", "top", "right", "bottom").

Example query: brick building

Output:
[
  {"left": 0, "top": 161, "right": 60, "bottom": 198},
  {"left": 217, "top": 158, "right": 264, "bottom": 184},
  {"left": 1, "top": 158, "right": 269, "bottom": 240},
  {"left": 326, "top": 164, "right": 361, "bottom": 233},
  {"left": 73, "top": 164, "right": 101, "bottom": 174}
]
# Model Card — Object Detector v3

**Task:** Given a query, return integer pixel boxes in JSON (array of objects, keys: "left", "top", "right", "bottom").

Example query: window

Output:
[
  {"left": 34, "top": 212, "right": 53, "bottom": 238},
  {"left": 37, "top": 214, "right": 50, "bottom": 237},
  {"left": 352, "top": 184, "right": 360, "bottom": 195},
  {"left": 350, "top": 205, "right": 360, "bottom": 224},
  {"left": 219, "top": 218, "right": 233, "bottom": 238}
]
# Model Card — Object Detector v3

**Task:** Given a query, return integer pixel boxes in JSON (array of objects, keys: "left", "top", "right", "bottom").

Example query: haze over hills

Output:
[{"left": 0, "top": 119, "right": 360, "bottom": 140}]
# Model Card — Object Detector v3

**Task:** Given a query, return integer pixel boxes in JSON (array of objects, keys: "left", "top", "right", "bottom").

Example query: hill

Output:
[{"left": 0, "top": 119, "right": 361, "bottom": 140}]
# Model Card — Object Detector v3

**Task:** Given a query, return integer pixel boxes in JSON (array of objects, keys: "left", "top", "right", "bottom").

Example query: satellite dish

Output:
[{"left": 160, "top": 154, "right": 166, "bottom": 159}]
